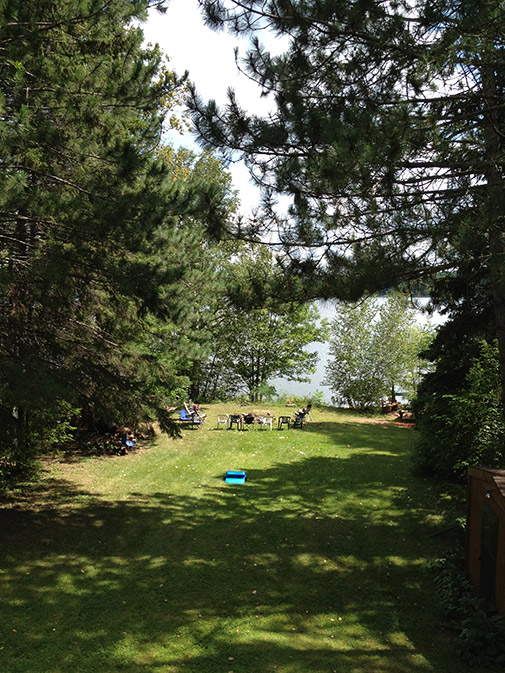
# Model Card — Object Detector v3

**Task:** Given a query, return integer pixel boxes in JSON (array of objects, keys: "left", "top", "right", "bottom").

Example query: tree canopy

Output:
[{"left": 190, "top": 0, "right": 505, "bottom": 407}]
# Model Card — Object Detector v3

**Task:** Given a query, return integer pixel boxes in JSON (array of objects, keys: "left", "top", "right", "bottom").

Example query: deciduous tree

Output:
[
  {"left": 190, "top": 244, "right": 328, "bottom": 401},
  {"left": 324, "top": 294, "right": 431, "bottom": 410}
]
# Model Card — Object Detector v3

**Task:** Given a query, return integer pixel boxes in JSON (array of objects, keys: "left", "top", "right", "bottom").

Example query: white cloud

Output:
[
  {"left": 143, "top": 0, "right": 276, "bottom": 214},
  {"left": 143, "top": 0, "right": 276, "bottom": 111}
]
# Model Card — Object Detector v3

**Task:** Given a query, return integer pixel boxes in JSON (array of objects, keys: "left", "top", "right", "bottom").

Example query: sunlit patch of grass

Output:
[{"left": 0, "top": 404, "right": 479, "bottom": 673}]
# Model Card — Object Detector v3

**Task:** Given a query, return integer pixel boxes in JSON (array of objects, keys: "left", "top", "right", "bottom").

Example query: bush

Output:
[
  {"left": 432, "top": 548, "right": 476, "bottom": 620},
  {"left": 432, "top": 545, "right": 505, "bottom": 668},
  {"left": 280, "top": 393, "right": 319, "bottom": 408},
  {"left": 414, "top": 340, "right": 505, "bottom": 480},
  {"left": 310, "top": 390, "right": 325, "bottom": 406},
  {"left": 0, "top": 400, "right": 79, "bottom": 491},
  {"left": 456, "top": 603, "right": 505, "bottom": 666}
]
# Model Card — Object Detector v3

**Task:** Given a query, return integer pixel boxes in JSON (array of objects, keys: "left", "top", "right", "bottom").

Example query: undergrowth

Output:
[{"left": 432, "top": 545, "right": 505, "bottom": 668}]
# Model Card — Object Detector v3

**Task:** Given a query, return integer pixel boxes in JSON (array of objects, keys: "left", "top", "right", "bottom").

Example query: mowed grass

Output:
[{"left": 0, "top": 404, "right": 479, "bottom": 673}]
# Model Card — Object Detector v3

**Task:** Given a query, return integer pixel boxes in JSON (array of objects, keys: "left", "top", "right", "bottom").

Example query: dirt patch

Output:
[{"left": 348, "top": 412, "right": 415, "bottom": 427}]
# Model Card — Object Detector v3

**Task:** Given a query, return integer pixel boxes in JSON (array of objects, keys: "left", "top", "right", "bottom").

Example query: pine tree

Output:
[
  {"left": 191, "top": 0, "right": 505, "bottom": 410},
  {"left": 0, "top": 0, "right": 229, "bottom": 477}
]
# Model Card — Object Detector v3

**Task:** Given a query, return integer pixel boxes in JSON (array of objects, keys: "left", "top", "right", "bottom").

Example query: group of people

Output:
[
  {"left": 112, "top": 401, "right": 311, "bottom": 449},
  {"left": 107, "top": 424, "right": 136, "bottom": 455}
]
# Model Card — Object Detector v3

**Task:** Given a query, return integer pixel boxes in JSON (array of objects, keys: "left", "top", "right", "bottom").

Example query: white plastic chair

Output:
[
  {"left": 260, "top": 415, "right": 273, "bottom": 430},
  {"left": 216, "top": 414, "right": 229, "bottom": 430}
]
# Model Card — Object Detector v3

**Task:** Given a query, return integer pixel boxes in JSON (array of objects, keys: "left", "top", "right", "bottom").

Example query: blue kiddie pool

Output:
[{"left": 224, "top": 470, "right": 247, "bottom": 484}]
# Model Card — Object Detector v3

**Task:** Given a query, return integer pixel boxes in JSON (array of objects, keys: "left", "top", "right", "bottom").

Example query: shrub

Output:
[
  {"left": 432, "top": 545, "right": 505, "bottom": 668},
  {"left": 0, "top": 400, "right": 79, "bottom": 491},
  {"left": 281, "top": 393, "right": 319, "bottom": 408},
  {"left": 414, "top": 340, "right": 505, "bottom": 480},
  {"left": 456, "top": 603, "right": 505, "bottom": 666},
  {"left": 310, "top": 390, "right": 325, "bottom": 406}
]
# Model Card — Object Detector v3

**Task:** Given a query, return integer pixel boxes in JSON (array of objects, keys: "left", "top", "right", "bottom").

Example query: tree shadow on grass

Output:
[
  {"left": 300, "top": 419, "right": 460, "bottom": 523},
  {"left": 0, "top": 434, "right": 472, "bottom": 673}
]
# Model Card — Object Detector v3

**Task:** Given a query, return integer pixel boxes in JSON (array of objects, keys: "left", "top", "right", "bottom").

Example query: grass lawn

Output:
[{"left": 0, "top": 404, "right": 480, "bottom": 673}]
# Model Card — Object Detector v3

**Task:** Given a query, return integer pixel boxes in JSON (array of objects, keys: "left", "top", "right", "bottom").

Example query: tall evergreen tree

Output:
[
  {"left": 412, "top": 277, "right": 500, "bottom": 477},
  {"left": 0, "top": 0, "right": 228, "bottom": 478},
  {"left": 190, "top": 0, "right": 505, "bottom": 410}
]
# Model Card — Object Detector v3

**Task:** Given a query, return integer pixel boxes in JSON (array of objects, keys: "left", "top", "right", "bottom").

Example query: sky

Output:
[
  {"left": 142, "top": 0, "right": 279, "bottom": 214},
  {"left": 143, "top": 1, "right": 268, "bottom": 108}
]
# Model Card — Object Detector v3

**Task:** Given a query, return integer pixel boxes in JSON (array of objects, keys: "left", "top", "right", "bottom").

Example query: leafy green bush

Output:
[
  {"left": 432, "top": 548, "right": 475, "bottom": 620},
  {"left": 0, "top": 400, "right": 79, "bottom": 490},
  {"left": 456, "top": 603, "right": 505, "bottom": 666},
  {"left": 310, "top": 390, "right": 325, "bottom": 406},
  {"left": 414, "top": 340, "right": 505, "bottom": 479},
  {"left": 432, "top": 546, "right": 505, "bottom": 668},
  {"left": 280, "top": 393, "right": 319, "bottom": 408}
]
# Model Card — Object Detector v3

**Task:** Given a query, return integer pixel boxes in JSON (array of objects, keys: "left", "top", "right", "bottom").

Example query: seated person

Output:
[
  {"left": 243, "top": 413, "right": 256, "bottom": 425},
  {"left": 186, "top": 402, "right": 206, "bottom": 420},
  {"left": 120, "top": 427, "right": 136, "bottom": 454}
]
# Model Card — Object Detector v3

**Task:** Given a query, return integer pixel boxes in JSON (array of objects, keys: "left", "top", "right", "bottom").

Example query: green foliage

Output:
[
  {"left": 191, "top": 244, "right": 329, "bottom": 402},
  {"left": 191, "top": 0, "right": 505, "bottom": 418},
  {"left": 159, "top": 146, "right": 239, "bottom": 232},
  {"left": 414, "top": 339, "right": 505, "bottom": 479},
  {"left": 250, "top": 382, "right": 278, "bottom": 402},
  {"left": 308, "top": 390, "right": 325, "bottom": 406},
  {"left": 457, "top": 604, "right": 505, "bottom": 667},
  {"left": 0, "top": 400, "right": 79, "bottom": 489},
  {"left": 324, "top": 300, "right": 376, "bottom": 410},
  {"left": 285, "top": 393, "right": 318, "bottom": 407},
  {"left": 324, "top": 294, "right": 432, "bottom": 410},
  {"left": 432, "top": 547, "right": 476, "bottom": 621},
  {"left": 432, "top": 546, "right": 505, "bottom": 668},
  {"left": 0, "top": 0, "right": 234, "bottom": 482}
]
